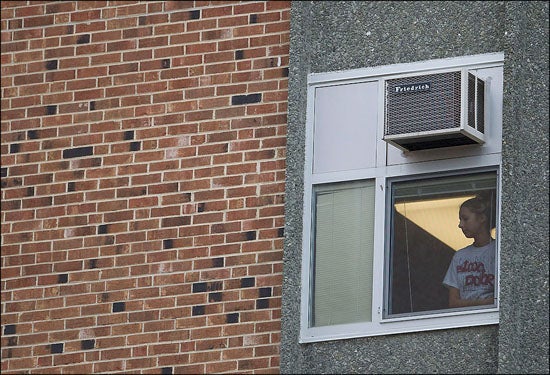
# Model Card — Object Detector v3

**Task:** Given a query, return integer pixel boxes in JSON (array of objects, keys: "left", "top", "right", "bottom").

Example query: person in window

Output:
[{"left": 443, "top": 196, "right": 496, "bottom": 308}]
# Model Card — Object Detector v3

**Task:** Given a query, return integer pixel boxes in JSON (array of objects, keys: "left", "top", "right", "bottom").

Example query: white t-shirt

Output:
[{"left": 443, "top": 241, "right": 496, "bottom": 300}]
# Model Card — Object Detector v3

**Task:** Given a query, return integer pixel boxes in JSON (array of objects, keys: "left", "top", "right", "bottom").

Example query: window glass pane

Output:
[
  {"left": 312, "top": 180, "right": 375, "bottom": 327},
  {"left": 386, "top": 171, "right": 497, "bottom": 317}
]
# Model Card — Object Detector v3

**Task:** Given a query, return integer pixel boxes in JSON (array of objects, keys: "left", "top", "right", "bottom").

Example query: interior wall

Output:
[{"left": 390, "top": 213, "right": 454, "bottom": 315}]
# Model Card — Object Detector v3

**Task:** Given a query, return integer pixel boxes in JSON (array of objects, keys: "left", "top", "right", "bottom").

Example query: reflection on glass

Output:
[{"left": 386, "top": 172, "right": 497, "bottom": 317}]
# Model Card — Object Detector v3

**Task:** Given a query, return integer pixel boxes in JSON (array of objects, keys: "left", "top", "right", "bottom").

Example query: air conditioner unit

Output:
[{"left": 383, "top": 69, "right": 486, "bottom": 152}]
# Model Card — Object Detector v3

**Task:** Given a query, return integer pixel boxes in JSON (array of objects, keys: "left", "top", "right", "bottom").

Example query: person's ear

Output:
[{"left": 480, "top": 213, "right": 488, "bottom": 224}]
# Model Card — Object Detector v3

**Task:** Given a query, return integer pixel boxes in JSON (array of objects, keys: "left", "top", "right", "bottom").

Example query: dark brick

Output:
[
  {"left": 282, "top": 67, "right": 289, "bottom": 77},
  {"left": 77, "top": 34, "right": 90, "bottom": 44},
  {"left": 231, "top": 93, "right": 261, "bottom": 105},
  {"left": 161, "top": 216, "right": 190, "bottom": 227},
  {"left": 192, "top": 282, "right": 207, "bottom": 293},
  {"left": 235, "top": 50, "right": 244, "bottom": 60},
  {"left": 46, "top": 3, "right": 71, "bottom": 14},
  {"left": 117, "top": 187, "right": 147, "bottom": 198},
  {"left": 139, "top": 16, "right": 147, "bottom": 26},
  {"left": 212, "top": 257, "right": 224, "bottom": 268},
  {"left": 50, "top": 343, "right": 63, "bottom": 354},
  {"left": 161, "top": 367, "right": 173, "bottom": 375},
  {"left": 226, "top": 313, "right": 239, "bottom": 324},
  {"left": 245, "top": 231, "right": 256, "bottom": 241},
  {"left": 192, "top": 305, "right": 205, "bottom": 316},
  {"left": 81, "top": 339, "right": 95, "bottom": 350},
  {"left": 45, "top": 105, "right": 57, "bottom": 115},
  {"left": 249, "top": 14, "right": 258, "bottom": 24},
  {"left": 10, "top": 144, "right": 20, "bottom": 153},
  {"left": 256, "top": 299, "right": 269, "bottom": 309},
  {"left": 162, "top": 59, "right": 171, "bottom": 68},
  {"left": 4, "top": 177, "right": 22, "bottom": 187},
  {"left": 45, "top": 60, "right": 58, "bottom": 70},
  {"left": 124, "top": 130, "right": 134, "bottom": 140},
  {"left": 241, "top": 277, "right": 255, "bottom": 288},
  {"left": 0, "top": 168, "right": 7, "bottom": 178},
  {"left": 259, "top": 287, "right": 272, "bottom": 298},
  {"left": 4, "top": 325, "right": 16, "bottom": 335},
  {"left": 113, "top": 302, "right": 125, "bottom": 312},
  {"left": 207, "top": 281, "right": 222, "bottom": 291},
  {"left": 27, "top": 130, "right": 39, "bottom": 139},
  {"left": 62, "top": 146, "right": 93, "bottom": 159},
  {"left": 2, "top": 199, "right": 20, "bottom": 209},
  {"left": 209, "top": 292, "right": 222, "bottom": 302},
  {"left": 89, "top": 101, "right": 95, "bottom": 110},
  {"left": 189, "top": 10, "right": 200, "bottom": 20},
  {"left": 26, "top": 187, "right": 35, "bottom": 196},
  {"left": 8, "top": 19, "right": 21, "bottom": 29},
  {"left": 278, "top": 227, "right": 285, "bottom": 237},
  {"left": 197, "top": 203, "right": 205, "bottom": 212},
  {"left": 163, "top": 239, "right": 173, "bottom": 249},
  {"left": 130, "top": 141, "right": 141, "bottom": 151},
  {"left": 67, "top": 182, "right": 75, "bottom": 192},
  {"left": 89, "top": 259, "right": 97, "bottom": 269},
  {"left": 58, "top": 274, "right": 68, "bottom": 284},
  {"left": 103, "top": 236, "right": 114, "bottom": 246},
  {"left": 98, "top": 225, "right": 108, "bottom": 234}
]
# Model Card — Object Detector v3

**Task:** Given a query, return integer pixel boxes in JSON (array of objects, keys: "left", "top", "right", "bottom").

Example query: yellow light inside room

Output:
[{"left": 394, "top": 196, "right": 495, "bottom": 251}]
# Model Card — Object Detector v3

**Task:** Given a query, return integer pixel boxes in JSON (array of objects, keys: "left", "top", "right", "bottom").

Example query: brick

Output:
[
  {"left": 112, "top": 302, "right": 125, "bottom": 313},
  {"left": 108, "top": 63, "right": 138, "bottom": 75},
  {"left": 241, "top": 277, "right": 255, "bottom": 288},
  {"left": 62, "top": 146, "right": 93, "bottom": 159},
  {"left": 23, "top": 15, "right": 55, "bottom": 28},
  {"left": 162, "top": 216, "right": 191, "bottom": 227},
  {"left": 50, "top": 343, "right": 64, "bottom": 354},
  {"left": 1, "top": 1, "right": 291, "bottom": 373}
]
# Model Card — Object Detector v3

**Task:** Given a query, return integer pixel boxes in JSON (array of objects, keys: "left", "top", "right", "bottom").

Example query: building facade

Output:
[
  {"left": 1, "top": 1, "right": 548, "bottom": 374},
  {"left": 1, "top": 1, "right": 289, "bottom": 373},
  {"left": 282, "top": 1, "right": 548, "bottom": 374}
]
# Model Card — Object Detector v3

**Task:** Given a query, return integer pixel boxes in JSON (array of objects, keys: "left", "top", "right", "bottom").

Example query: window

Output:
[
  {"left": 385, "top": 170, "right": 498, "bottom": 318},
  {"left": 312, "top": 180, "right": 375, "bottom": 327},
  {"left": 300, "top": 53, "right": 503, "bottom": 343}
]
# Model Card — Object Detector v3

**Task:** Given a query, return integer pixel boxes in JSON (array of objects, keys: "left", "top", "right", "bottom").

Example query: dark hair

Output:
[{"left": 461, "top": 194, "right": 496, "bottom": 230}]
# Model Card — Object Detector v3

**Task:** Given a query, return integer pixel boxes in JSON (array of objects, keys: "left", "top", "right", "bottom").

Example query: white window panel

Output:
[{"left": 313, "top": 81, "right": 378, "bottom": 174}]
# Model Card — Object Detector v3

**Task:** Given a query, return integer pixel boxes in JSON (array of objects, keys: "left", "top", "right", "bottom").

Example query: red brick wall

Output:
[{"left": 1, "top": 1, "right": 289, "bottom": 373}]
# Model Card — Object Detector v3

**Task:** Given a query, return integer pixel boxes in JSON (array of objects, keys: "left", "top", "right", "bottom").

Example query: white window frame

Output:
[{"left": 300, "top": 52, "right": 504, "bottom": 343}]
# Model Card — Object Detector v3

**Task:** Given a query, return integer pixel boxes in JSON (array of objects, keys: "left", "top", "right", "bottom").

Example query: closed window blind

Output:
[{"left": 312, "top": 180, "right": 375, "bottom": 327}]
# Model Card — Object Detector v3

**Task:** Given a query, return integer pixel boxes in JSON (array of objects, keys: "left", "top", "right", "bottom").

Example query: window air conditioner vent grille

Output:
[
  {"left": 384, "top": 70, "right": 486, "bottom": 152},
  {"left": 385, "top": 72, "right": 462, "bottom": 136}
]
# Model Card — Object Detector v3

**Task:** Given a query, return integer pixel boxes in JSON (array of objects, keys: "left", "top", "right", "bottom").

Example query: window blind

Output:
[{"left": 312, "top": 181, "right": 375, "bottom": 327}]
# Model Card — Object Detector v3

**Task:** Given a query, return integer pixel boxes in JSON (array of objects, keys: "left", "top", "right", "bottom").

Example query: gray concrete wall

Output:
[
  {"left": 499, "top": 1, "right": 549, "bottom": 373},
  {"left": 282, "top": 1, "right": 548, "bottom": 373}
]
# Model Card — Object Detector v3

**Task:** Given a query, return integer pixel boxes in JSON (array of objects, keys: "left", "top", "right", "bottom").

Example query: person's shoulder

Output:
[
  {"left": 456, "top": 244, "right": 475, "bottom": 253},
  {"left": 453, "top": 244, "right": 477, "bottom": 259}
]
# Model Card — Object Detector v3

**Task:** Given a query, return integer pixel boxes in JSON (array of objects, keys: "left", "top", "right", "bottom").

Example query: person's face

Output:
[{"left": 458, "top": 206, "right": 487, "bottom": 239}]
